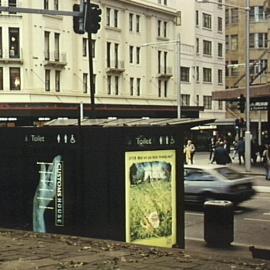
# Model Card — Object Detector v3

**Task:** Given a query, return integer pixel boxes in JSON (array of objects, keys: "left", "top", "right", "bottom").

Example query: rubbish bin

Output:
[{"left": 204, "top": 200, "right": 234, "bottom": 247}]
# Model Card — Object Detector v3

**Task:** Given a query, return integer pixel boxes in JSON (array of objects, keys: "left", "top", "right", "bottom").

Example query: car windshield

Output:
[{"left": 214, "top": 167, "right": 243, "bottom": 180}]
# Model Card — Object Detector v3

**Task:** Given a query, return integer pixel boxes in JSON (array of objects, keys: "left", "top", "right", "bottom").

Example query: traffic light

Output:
[
  {"left": 84, "top": 3, "right": 102, "bottom": 34},
  {"left": 237, "top": 94, "right": 245, "bottom": 113},
  {"left": 73, "top": 4, "right": 85, "bottom": 34}
]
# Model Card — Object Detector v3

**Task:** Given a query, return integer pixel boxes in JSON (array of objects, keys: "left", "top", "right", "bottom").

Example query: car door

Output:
[{"left": 184, "top": 168, "right": 217, "bottom": 202}]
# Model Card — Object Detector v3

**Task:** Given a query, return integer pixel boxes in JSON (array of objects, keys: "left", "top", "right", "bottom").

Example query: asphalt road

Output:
[{"left": 185, "top": 190, "right": 270, "bottom": 247}]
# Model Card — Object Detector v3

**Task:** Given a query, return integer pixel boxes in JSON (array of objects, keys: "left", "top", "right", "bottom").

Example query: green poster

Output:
[{"left": 125, "top": 150, "right": 176, "bottom": 248}]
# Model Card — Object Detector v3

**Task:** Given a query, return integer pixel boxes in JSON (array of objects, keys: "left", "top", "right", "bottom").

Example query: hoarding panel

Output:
[{"left": 125, "top": 150, "right": 176, "bottom": 248}]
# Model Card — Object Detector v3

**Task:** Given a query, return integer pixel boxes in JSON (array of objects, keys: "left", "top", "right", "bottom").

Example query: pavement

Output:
[{"left": 1, "top": 152, "right": 270, "bottom": 269}]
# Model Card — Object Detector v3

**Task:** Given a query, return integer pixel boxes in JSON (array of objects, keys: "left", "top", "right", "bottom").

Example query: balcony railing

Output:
[
  {"left": 0, "top": 48, "right": 23, "bottom": 64},
  {"left": 106, "top": 60, "right": 125, "bottom": 73},
  {"left": 44, "top": 51, "right": 67, "bottom": 67},
  {"left": 157, "top": 66, "right": 173, "bottom": 78}
]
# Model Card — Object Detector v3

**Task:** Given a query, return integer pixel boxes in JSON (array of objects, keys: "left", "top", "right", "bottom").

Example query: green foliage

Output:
[{"left": 129, "top": 180, "right": 172, "bottom": 241}]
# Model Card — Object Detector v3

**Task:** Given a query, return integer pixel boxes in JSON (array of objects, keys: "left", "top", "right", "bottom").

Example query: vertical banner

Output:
[
  {"left": 33, "top": 155, "right": 64, "bottom": 233},
  {"left": 125, "top": 150, "right": 176, "bottom": 248}
]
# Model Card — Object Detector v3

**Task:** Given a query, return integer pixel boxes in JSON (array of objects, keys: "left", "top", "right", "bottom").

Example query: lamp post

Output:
[
  {"left": 141, "top": 37, "right": 181, "bottom": 118},
  {"left": 197, "top": 0, "right": 251, "bottom": 171}
]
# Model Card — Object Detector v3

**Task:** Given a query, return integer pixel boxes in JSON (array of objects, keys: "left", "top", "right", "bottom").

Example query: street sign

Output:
[{"left": 250, "top": 101, "right": 269, "bottom": 111}]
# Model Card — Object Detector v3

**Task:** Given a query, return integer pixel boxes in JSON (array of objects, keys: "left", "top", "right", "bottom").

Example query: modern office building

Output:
[{"left": 0, "top": 0, "right": 225, "bottom": 126}]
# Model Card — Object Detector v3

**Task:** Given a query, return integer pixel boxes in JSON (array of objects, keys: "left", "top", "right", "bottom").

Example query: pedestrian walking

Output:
[
  {"left": 237, "top": 137, "right": 245, "bottom": 165},
  {"left": 262, "top": 144, "right": 270, "bottom": 180},
  {"left": 232, "top": 140, "right": 238, "bottom": 160},
  {"left": 184, "top": 140, "right": 196, "bottom": 165},
  {"left": 209, "top": 137, "right": 216, "bottom": 161},
  {"left": 211, "top": 142, "right": 231, "bottom": 165}
]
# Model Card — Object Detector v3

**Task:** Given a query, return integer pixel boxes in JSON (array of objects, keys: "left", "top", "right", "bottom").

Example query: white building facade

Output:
[{"left": 0, "top": 0, "right": 225, "bottom": 125}]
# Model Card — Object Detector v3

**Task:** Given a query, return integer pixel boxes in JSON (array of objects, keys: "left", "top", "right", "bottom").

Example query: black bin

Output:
[{"left": 204, "top": 200, "right": 234, "bottom": 247}]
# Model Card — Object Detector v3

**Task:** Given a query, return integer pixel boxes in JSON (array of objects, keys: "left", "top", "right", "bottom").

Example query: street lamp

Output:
[
  {"left": 197, "top": 0, "right": 251, "bottom": 172},
  {"left": 141, "top": 35, "right": 181, "bottom": 118}
]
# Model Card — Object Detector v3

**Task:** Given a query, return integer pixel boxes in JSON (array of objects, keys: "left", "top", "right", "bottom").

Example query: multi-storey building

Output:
[
  {"left": 212, "top": 0, "right": 270, "bottom": 142},
  {"left": 0, "top": 0, "right": 225, "bottom": 126}
]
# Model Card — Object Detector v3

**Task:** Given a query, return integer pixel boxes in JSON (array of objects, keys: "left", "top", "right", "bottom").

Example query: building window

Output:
[
  {"left": 107, "top": 75, "right": 111, "bottom": 95},
  {"left": 44, "top": 31, "right": 50, "bottom": 60},
  {"left": 0, "top": 28, "right": 2, "bottom": 58},
  {"left": 83, "top": 38, "right": 87, "bottom": 57},
  {"left": 158, "top": 50, "right": 161, "bottom": 73},
  {"left": 231, "top": 8, "right": 239, "bottom": 24},
  {"left": 114, "top": 43, "right": 119, "bottom": 68},
  {"left": 106, "top": 8, "right": 111, "bottom": 26},
  {"left": 196, "top": 10, "right": 199, "bottom": 26},
  {"left": 231, "top": 60, "right": 239, "bottom": 76},
  {"left": 203, "top": 95, "right": 212, "bottom": 110},
  {"left": 129, "top": 46, "right": 133, "bottom": 63},
  {"left": 218, "top": 17, "right": 222, "bottom": 32},
  {"left": 202, "top": 13, "right": 211, "bottom": 29},
  {"left": 55, "top": 70, "right": 60, "bottom": 92},
  {"left": 231, "top": 35, "right": 238, "bottom": 50},
  {"left": 0, "top": 67, "right": 3, "bottom": 90},
  {"left": 54, "top": 0, "right": 58, "bottom": 10},
  {"left": 225, "top": 8, "right": 229, "bottom": 24},
  {"left": 44, "top": 0, "right": 49, "bottom": 9},
  {"left": 130, "top": 77, "right": 134, "bottom": 96},
  {"left": 114, "top": 10, "right": 118, "bottom": 28},
  {"left": 181, "top": 94, "right": 190, "bottom": 106},
  {"left": 83, "top": 73, "right": 88, "bottom": 93},
  {"left": 136, "top": 47, "right": 140, "bottom": 64},
  {"left": 164, "top": 80, "right": 167, "bottom": 97},
  {"left": 136, "top": 78, "right": 141, "bottom": 96},
  {"left": 163, "top": 21, "right": 167, "bottom": 37},
  {"left": 196, "top": 38, "right": 199, "bottom": 54},
  {"left": 203, "top": 40, "right": 212, "bottom": 56},
  {"left": 106, "top": 42, "right": 111, "bottom": 67},
  {"left": 10, "top": 67, "right": 20, "bottom": 90},
  {"left": 54, "top": 33, "right": 60, "bottom": 61},
  {"left": 196, "top": 66, "right": 199, "bottom": 82},
  {"left": 218, "top": 43, "right": 223, "bottom": 57},
  {"left": 45, "top": 69, "right": 50, "bottom": 91},
  {"left": 9, "top": 28, "right": 20, "bottom": 58},
  {"left": 217, "top": 0, "right": 222, "bottom": 9},
  {"left": 225, "top": 35, "right": 229, "bottom": 51},
  {"left": 203, "top": 68, "right": 212, "bottom": 83},
  {"left": 258, "top": 33, "right": 268, "bottom": 48},
  {"left": 218, "top": 100, "right": 223, "bottom": 110},
  {"left": 129, "top": 13, "right": 133, "bottom": 31},
  {"left": 158, "top": 80, "right": 161, "bottom": 97},
  {"left": 8, "top": 0, "right": 16, "bottom": 14},
  {"left": 136, "top": 15, "right": 140, "bottom": 32},
  {"left": 158, "top": 20, "right": 161, "bottom": 36},
  {"left": 115, "top": 76, "right": 119, "bottom": 95},
  {"left": 218, "top": 69, "right": 223, "bottom": 84},
  {"left": 196, "top": 95, "right": 199, "bottom": 106},
  {"left": 180, "top": 67, "right": 190, "bottom": 82}
]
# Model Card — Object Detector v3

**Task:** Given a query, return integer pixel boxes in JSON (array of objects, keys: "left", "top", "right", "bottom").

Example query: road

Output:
[{"left": 185, "top": 190, "right": 270, "bottom": 247}]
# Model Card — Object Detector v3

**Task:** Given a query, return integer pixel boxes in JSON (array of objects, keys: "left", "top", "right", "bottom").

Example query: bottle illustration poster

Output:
[{"left": 125, "top": 150, "right": 176, "bottom": 248}]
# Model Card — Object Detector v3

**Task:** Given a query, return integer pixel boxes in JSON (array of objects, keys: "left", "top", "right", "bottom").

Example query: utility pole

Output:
[{"left": 86, "top": 0, "right": 96, "bottom": 118}]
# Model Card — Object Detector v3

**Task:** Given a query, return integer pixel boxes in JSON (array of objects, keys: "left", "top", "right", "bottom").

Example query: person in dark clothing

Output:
[
  {"left": 251, "top": 140, "right": 259, "bottom": 165},
  {"left": 237, "top": 137, "right": 245, "bottom": 165},
  {"left": 212, "top": 142, "right": 231, "bottom": 165}
]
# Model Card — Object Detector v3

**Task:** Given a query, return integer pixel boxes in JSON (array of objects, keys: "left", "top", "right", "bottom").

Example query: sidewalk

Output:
[{"left": 0, "top": 229, "right": 270, "bottom": 270}]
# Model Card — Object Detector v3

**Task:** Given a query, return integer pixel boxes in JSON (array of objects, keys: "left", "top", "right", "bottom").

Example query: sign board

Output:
[
  {"left": 250, "top": 102, "right": 269, "bottom": 111},
  {"left": 125, "top": 150, "right": 176, "bottom": 248}
]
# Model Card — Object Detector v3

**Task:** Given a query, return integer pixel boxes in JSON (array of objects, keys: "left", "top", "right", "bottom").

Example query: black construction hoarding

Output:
[{"left": 0, "top": 119, "right": 205, "bottom": 249}]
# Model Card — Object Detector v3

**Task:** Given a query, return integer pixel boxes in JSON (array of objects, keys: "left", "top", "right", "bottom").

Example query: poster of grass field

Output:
[{"left": 125, "top": 150, "right": 176, "bottom": 248}]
